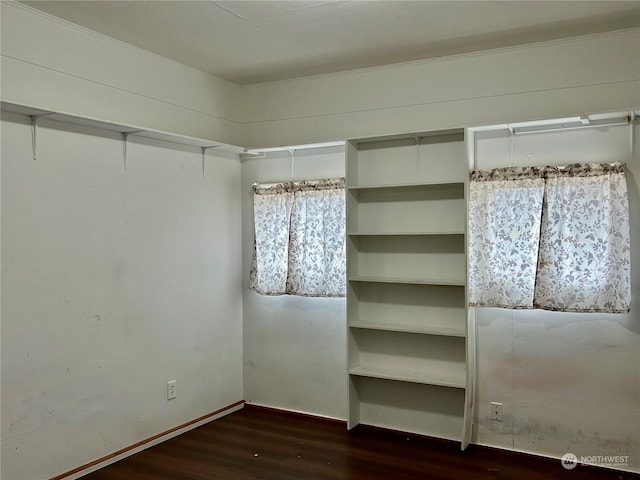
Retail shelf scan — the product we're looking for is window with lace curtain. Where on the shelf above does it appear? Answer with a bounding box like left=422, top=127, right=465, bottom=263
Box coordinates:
left=468, top=162, right=631, bottom=313
left=249, top=178, right=346, bottom=297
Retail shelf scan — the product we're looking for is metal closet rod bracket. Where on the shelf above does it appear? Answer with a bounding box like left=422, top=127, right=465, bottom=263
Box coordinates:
left=629, top=113, right=636, bottom=159
left=284, top=148, right=296, bottom=178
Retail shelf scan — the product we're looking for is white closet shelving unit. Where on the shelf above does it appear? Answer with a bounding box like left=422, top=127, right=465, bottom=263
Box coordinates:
left=346, top=129, right=475, bottom=449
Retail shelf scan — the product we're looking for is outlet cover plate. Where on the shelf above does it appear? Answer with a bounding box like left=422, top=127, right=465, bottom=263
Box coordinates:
left=491, top=402, right=503, bottom=422
left=167, top=380, right=177, bottom=400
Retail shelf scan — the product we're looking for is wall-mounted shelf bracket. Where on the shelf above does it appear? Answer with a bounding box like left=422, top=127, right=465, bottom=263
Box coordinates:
left=201, top=146, right=219, bottom=179
left=122, top=130, right=144, bottom=170
left=30, top=113, right=54, bottom=160
left=411, top=135, right=422, bottom=167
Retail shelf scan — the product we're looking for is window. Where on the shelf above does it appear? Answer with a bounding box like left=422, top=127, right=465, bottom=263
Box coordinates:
left=469, top=163, right=630, bottom=313
left=249, top=178, right=346, bottom=297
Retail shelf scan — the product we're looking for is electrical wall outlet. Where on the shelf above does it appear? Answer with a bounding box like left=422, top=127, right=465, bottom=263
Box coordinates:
left=167, top=380, right=177, bottom=400
left=491, top=402, right=503, bottom=422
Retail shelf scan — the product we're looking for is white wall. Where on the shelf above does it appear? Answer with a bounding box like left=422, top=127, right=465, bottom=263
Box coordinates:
left=0, top=2, right=242, bottom=144
left=241, top=29, right=640, bottom=147
left=472, top=121, right=640, bottom=472
left=0, top=112, right=243, bottom=480
left=241, top=148, right=347, bottom=419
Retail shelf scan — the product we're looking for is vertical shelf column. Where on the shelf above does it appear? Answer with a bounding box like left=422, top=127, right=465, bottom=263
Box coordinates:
left=345, top=129, right=474, bottom=448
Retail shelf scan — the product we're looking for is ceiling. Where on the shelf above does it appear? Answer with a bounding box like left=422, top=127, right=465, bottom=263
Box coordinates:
left=22, top=0, right=640, bottom=85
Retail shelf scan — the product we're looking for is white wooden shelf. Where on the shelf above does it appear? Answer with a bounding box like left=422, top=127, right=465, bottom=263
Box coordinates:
left=349, top=320, right=466, bottom=337
left=1, top=101, right=245, bottom=153
left=349, top=328, right=466, bottom=391
left=347, top=185, right=465, bottom=234
left=348, top=275, right=465, bottom=286
left=348, top=282, right=467, bottom=337
left=351, top=376, right=466, bottom=441
left=347, top=180, right=464, bottom=191
left=348, top=231, right=465, bottom=236
left=347, top=130, right=466, bottom=187
left=349, top=366, right=466, bottom=389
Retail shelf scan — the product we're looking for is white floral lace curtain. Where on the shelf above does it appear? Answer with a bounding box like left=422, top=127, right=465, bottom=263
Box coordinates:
left=468, top=168, right=545, bottom=309
left=249, top=178, right=346, bottom=297
left=469, top=163, right=631, bottom=313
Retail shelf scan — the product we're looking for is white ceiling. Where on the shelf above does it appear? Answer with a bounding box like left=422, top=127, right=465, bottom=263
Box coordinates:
left=22, top=0, right=640, bottom=85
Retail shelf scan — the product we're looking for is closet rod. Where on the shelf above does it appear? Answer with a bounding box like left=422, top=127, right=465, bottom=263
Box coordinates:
left=244, top=141, right=345, bottom=155
left=510, top=115, right=630, bottom=135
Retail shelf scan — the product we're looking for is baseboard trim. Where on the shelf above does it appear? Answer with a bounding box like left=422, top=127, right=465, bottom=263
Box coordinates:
left=471, top=441, right=639, bottom=476
left=245, top=402, right=347, bottom=425
left=50, top=400, right=245, bottom=480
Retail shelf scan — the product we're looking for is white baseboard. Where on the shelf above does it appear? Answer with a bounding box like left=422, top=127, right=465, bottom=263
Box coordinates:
left=52, top=400, right=245, bottom=480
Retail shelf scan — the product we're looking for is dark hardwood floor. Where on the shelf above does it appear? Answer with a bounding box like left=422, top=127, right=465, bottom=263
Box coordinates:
left=83, top=405, right=638, bottom=480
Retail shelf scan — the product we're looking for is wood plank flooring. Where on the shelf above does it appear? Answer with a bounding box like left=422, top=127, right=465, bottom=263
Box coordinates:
left=83, top=405, right=638, bottom=480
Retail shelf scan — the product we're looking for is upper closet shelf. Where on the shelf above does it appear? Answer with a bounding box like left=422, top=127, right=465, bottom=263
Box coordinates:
left=348, top=129, right=464, bottom=145
left=0, top=101, right=246, bottom=154
left=347, top=180, right=463, bottom=190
